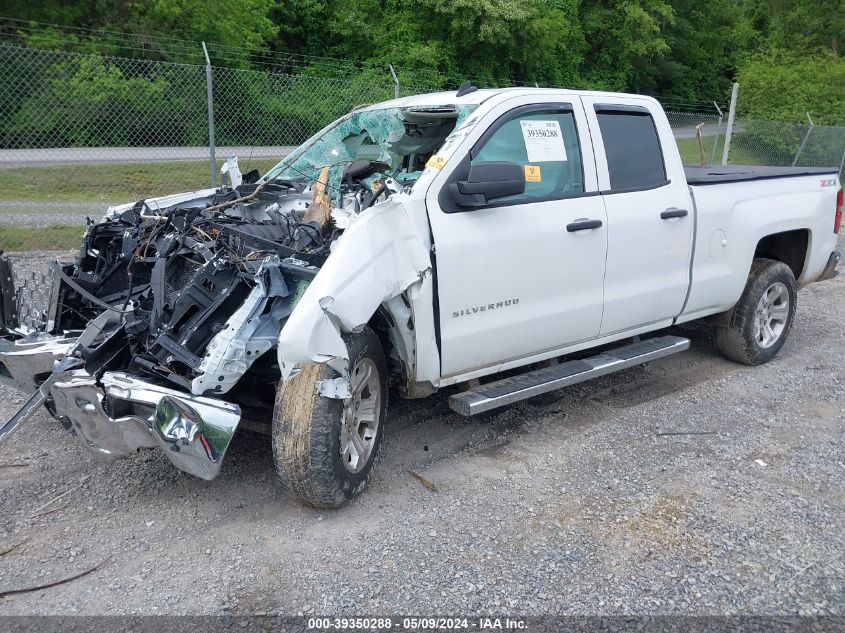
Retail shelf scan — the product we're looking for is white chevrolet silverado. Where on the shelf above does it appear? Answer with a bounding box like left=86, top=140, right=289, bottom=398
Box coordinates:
left=0, top=86, right=841, bottom=507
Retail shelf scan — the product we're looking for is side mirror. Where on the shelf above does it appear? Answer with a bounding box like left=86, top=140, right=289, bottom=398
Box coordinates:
left=449, top=161, right=525, bottom=207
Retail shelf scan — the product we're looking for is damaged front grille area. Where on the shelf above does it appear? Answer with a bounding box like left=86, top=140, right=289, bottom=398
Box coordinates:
left=163, top=257, right=201, bottom=307
left=34, top=179, right=340, bottom=398
left=5, top=264, right=55, bottom=332
left=0, top=100, right=477, bottom=485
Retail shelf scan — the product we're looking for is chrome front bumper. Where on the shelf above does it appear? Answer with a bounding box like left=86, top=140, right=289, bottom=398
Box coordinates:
left=0, top=336, right=241, bottom=481
left=0, top=332, right=78, bottom=392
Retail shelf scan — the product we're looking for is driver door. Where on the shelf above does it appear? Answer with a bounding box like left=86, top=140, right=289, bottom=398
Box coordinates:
left=425, top=96, right=608, bottom=378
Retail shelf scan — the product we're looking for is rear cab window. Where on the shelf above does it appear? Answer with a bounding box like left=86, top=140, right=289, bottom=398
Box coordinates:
left=595, top=105, right=667, bottom=191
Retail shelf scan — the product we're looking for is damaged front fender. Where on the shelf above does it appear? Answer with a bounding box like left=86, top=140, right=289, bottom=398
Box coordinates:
left=277, top=196, right=430, bottom=380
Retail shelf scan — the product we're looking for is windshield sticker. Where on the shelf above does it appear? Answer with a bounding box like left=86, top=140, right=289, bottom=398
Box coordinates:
left=520, top=120, right=567, bottom=162
left=524, top=165, right=541, bottom=182
left=426, top=154, right=448, bottom=170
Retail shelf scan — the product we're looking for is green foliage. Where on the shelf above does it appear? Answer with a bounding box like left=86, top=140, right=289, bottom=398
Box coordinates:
left=1, top=50, right=207, bottom=148
left=580, top=0, right=674, bottom=91
left=0, top=160, right=277, bottom=204
left=126, top=0, right=279, bottom=53
left=3, top=0, right=841, bottom=132
left=743, top=0, right=844, bottom=56
left=640, top=0, right=752, bottom=101
left=737, top=50, right=845, bottom=124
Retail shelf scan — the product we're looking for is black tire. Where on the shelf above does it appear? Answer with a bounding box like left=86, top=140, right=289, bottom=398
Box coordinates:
left=272, top=327, right=387, bottom=508
left=715, top=258, right=797, bottom=365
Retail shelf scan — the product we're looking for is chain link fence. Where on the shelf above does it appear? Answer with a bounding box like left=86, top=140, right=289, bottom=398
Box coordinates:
left=0, top=42, right=843, bottom=267
left=0, top=43, right=444, bottom=325
left=729, top=117, right=845, bottom=170
left=664, top=108, right=724, bottom=167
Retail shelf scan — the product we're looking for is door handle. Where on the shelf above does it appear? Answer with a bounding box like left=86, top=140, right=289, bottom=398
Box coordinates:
left=660, top=208, right=688, bottom=220
left=566, top=218, right=603, bottom=232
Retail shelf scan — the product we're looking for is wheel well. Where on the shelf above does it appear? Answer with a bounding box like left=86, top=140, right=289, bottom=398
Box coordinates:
left=367, top=308, right=394, bottom=368
left=754, top=229, right=808, bottom=280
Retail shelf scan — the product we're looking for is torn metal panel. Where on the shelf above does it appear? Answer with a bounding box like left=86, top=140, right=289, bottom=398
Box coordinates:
left=0, top=253, right=18, bottom=333
left=220, top=156, right=243, bottom=188
left=0, top=310, right=118, bottom=444
left=192, top=256, right=292, bottom=396
left=103, top=187, right=218, bottom=221
left=49, top=369, right=241, bottom=480
left=0, top=332, right=77, bottom=392
left=315, top=376, right=353, bottom=399
left=1, top=97, right=476, bottom=481
left=277, top=195, right=431, bottom=378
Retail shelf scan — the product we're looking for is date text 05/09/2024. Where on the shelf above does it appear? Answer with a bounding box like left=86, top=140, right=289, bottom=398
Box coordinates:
left=307, top=617, right=527, bottom=630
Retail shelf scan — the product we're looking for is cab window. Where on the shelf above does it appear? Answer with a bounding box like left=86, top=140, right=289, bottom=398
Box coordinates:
left=595, top=108, right=666, bottom=190
left=471, top=108, right=584, bottom=204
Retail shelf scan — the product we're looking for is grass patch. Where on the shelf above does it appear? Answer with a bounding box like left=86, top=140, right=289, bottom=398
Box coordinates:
left=675, top=135, right=760, bottom=166
left=0, top=159, right=279, bottom=204
left=1, top=225, right=85, bottom=251
left=0, top=141, right=775, bottom=210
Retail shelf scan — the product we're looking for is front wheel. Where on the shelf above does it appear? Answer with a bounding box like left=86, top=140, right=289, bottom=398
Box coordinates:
left=715, top=258, right=797, bottom=365
left=272, top=327, right=387, bottom=508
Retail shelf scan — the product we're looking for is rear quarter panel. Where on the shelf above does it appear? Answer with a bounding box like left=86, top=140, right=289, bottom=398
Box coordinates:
left=678, top=175, right=839, bottom=322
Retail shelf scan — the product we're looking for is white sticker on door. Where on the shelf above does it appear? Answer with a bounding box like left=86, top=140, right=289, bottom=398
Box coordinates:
left=519, top=120, right=567, bottom=162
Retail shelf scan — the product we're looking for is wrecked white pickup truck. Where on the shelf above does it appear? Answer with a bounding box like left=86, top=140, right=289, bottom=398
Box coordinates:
left=1, top=86, right=842, bottom=507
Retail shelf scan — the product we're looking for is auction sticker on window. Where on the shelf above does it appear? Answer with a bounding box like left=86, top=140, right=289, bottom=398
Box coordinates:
left=524, top=165, right=541, bottom=182
left=520, top=120, right=567, bottom=162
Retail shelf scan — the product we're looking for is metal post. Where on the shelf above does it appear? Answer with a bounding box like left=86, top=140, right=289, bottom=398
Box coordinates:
left=721, top=82, right=739, bottom=166
left=388, top=64, right=399, bottom=99
left=792, top=112, right=814, bottom=167
left=710, top=101, right=724, bottom=167
left=839, top=144, right=845, bottom=176
left=202, top=42, right=217, bottom=188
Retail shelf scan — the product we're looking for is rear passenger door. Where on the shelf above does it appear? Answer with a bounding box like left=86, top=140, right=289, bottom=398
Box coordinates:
left=582, top=98, right=695, bottom=336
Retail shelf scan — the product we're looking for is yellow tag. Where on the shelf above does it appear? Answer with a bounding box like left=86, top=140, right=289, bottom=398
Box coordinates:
left=426, top=154, right=448, bottom=170
left=524, top=165, right=541, bottom=182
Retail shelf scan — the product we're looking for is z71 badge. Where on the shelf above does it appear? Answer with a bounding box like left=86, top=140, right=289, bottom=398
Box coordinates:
left=821, top=178, right=838, bottom=187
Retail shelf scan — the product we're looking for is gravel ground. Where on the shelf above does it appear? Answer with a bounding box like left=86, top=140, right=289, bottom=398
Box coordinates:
left=0, top=243, right=843, bottom=617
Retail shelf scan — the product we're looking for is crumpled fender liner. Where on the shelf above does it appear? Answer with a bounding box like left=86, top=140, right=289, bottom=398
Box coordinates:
left=277, top=196, right=431, bottom=384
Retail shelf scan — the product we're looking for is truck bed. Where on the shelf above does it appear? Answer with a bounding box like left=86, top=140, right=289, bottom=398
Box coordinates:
left=684, top=165, right=838, bottom=185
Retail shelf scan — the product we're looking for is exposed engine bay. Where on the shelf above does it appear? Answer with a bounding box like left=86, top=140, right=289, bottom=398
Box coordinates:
left=0, top=102, right=476, bottom=479
left=3, top=104, right=473, bottom=407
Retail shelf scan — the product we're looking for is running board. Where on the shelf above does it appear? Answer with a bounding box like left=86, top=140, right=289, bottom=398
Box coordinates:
left=448, top=335, right=690, bottom=417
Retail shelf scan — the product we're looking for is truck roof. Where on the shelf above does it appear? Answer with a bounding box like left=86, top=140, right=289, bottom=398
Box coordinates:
left=361, top=86, right=660, bottom=111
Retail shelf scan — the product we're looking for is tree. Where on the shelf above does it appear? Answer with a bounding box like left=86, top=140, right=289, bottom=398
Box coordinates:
left=737, top=49, right=845, bottom=124
left=578, top=0, right=675, bottom=91
left=639, top=0, right=752, bottom=102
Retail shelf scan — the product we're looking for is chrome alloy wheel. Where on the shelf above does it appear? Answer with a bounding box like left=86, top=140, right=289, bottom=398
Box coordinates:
left=754, top=281, right=790, bottom=348
left=340, top=357, right=382, bottom=474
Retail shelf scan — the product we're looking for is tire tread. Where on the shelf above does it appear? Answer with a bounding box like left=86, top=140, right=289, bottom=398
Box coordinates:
left=272, top=328, right=386, bottom=508
left=715, top=258, right=796, bottom=366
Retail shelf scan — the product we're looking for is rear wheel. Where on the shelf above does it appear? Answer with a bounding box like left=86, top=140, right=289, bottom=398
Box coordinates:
left=272, top=327, right=387, bottom=508
left=715, top=258, right=797, bottom=365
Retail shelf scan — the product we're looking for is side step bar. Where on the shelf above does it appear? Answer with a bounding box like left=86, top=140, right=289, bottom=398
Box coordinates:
left=448, top=335, right=690, bottom=417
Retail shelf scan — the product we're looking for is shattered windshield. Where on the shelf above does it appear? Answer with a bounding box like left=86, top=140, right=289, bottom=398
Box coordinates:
left=263, top=105, right=477, bottom=202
